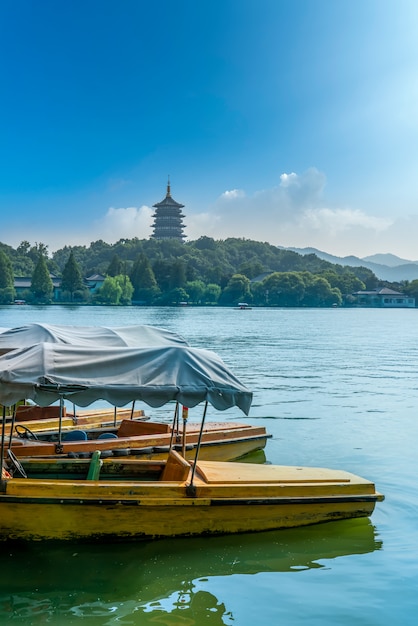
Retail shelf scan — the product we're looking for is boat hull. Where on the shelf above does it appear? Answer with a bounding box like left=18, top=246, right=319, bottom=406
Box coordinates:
left=0, top=459, right=384, bottom=542
left=0, top=498, right=379, bottom=542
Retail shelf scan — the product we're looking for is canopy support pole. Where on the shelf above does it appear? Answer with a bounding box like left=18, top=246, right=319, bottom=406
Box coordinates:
left=72, top=403, right=77, bottom=425
left=187, top=401, right=208, bottom=494
left=130, top=401, right=135, bottom=420
left=169, top=402, right=179, bottom=450
left=1, top=405, right=7, bottom=491
left=54, top=396, right=65, bottom=454
left=7, top=404, right=17, bottom=450
left=181, top=406, right=189, bottom=458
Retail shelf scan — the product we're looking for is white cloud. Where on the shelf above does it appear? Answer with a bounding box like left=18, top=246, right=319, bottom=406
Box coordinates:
left=301, top=207, right=392, bottom=235
left=94, top=205, right=153, bottom=242
left=184, top=168, right=406, bottom=258
left=279, top=172, right=298, bottom=187
left=220, top=189, right=246, bottom=200
left=185, top=212, right=222, bottom=240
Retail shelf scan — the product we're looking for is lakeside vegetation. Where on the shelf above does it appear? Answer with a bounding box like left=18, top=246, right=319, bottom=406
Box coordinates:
left=1, top=237, right=416, bottom=306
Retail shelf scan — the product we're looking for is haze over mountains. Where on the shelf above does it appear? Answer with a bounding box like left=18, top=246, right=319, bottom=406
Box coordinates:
left=286, top=248, right=418, bottom=283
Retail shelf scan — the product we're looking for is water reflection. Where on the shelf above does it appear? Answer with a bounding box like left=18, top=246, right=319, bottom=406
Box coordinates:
left=0, top=519, right=382, bottom=624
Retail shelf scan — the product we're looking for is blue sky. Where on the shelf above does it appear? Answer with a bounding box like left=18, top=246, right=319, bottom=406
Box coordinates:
left=1, top=0, right=418, bottom=259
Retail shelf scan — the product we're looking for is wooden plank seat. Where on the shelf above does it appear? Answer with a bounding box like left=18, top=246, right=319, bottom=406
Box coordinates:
left=160, top=449, right=191, bottom=482
left=116, top=419, right=171, bottom=437
left=15, top=405, right=67, bottom=420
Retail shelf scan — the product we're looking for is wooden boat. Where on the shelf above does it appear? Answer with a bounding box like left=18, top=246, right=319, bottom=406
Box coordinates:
left=8, top=418, right=270, bottom=462
left=0, top=449, right=383, bottom=542
left=0, top=342, right=383, bottom=542
left=4, top=402, right=270, bottom=463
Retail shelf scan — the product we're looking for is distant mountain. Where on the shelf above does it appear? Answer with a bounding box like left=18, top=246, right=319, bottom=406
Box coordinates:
left=362, top=253, right=418, bottom=267
left=285, top=247, right=418, bottom=282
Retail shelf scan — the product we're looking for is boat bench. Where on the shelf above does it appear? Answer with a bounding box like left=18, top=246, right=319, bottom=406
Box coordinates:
left=15, top=405, right=67, bottom=421
left=160, top=449, right=191, bottom=481
left=116, top=419, right=171, bottom=438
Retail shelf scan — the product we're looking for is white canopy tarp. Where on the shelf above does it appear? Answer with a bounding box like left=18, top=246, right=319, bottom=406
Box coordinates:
left=0, top=343, right=252, bottom=414
left=0, top=323, right=188, bottom=355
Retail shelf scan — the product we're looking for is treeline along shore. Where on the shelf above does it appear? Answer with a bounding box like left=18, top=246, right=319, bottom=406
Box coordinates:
left=1, top=236, right=417, bottom=307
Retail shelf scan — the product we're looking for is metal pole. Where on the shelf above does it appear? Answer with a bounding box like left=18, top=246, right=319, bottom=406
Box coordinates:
left=55, top=396, right=65, bottom=454
left=169, top=403, right=179, bottom=450
left=181, top=406, right=188, bottom=458
left=1, top=405, right=7, bottom=491
left=188, top=401, right=208, bottom=488
left=7, top=404, right=17, bottom=450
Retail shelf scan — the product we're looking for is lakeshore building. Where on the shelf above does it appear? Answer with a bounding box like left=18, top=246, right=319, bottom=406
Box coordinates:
left=352, top=288, right=415, bottom=308
left=13, top=274, right=106, bottom=302
left=151, top=179, right=186, bottom=241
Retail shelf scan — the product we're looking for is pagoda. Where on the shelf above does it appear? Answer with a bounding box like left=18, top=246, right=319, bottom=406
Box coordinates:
left=151, top=179, right=186, bottom=241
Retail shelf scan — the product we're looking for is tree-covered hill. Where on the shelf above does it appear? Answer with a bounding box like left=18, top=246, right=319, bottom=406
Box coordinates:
left=0, top=236, right=395, bottom=306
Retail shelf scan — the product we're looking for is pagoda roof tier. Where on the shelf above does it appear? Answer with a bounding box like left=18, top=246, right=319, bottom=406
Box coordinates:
left=153, top=179, right=184, bottom=209
left=153, top=195, right=184, bottom=209
left=152, top=210, right=186, bottom=218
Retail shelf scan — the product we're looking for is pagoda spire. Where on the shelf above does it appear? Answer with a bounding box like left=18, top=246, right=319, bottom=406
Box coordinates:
left=166, top=175, right=171, bottom=197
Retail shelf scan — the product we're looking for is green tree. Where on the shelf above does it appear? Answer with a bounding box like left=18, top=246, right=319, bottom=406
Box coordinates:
left=185, top=280, right=205, bottom=304
left=157, top=287, right=189, bottom=305
left=219, top=274, right=252, bottom=305
left=106, top=254, right=123, bottom=277
left=261, top=272, right=305, bottom=306
left=31, top=254, right=53, bottom=303
left=319, top=269, right=365, bottom=295
left=61, top=250, right=84, bottom=302
left=114, top=274, right=134, bottom=305
left=152, top=259, right=172, bottom=292
left=28, top=242, right=49, bottom=264
left=169, top=259, right=187, bottom=289
left=238, top=259, right=265, bottom=280
left=94, top=276, right=123, bottom=305
left=16, top=241, right=31, bottom=256
left=0, top=249, right=15, bottom=303
left=302, top=275, right=341, bottom=307
left=12, top=255, right=35, bottom=277
left=194, top=236, right=216, bottom=251
left=203, top=283, right=221, bottom=304
left=403, top=280, right=418, bottom=306
left=130, top=253, right=160, bottom=304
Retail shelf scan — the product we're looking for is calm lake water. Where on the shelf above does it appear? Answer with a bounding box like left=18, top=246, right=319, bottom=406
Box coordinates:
left=0, top=305, right=417, bottom=625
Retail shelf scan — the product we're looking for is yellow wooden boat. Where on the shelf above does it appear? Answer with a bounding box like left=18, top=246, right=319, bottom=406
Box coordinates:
left=0, top=449, right=383, bottom=542
left=0, top=342, right=383, bottom=542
